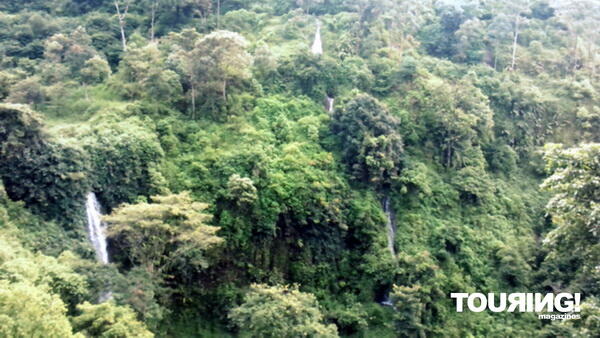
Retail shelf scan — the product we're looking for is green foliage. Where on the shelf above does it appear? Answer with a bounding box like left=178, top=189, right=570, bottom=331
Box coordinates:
left=323, top=298, right=369, bottom=335
left=451, top=165, right=494, bottom=203
left=1, top=254, right=88, bottom=314
left=542, top=143, right=600, bottom=236
left=6, top=76, right=47, bottom=106
left=106, top=192, right=223, bottom=273
left=540, top=143, right=600, bottom=294
left=0, top=230, right=130, bottom=337
left=278, top=51, right=345, bottom=99
left=80, top=55, right=111, bottom=85
left=116, top=266, right=168, bottom=327
left=0, top=1, right=598, bottom=336
left=391, top=285, right=426, bottom=337
left=331, top=93, right=403, bottom=188
left=72, top=301, right=154, bottom=338
left=486, top=143, right=518, bottom=175
left=80, top=115, right=165, bottom=208
left=0, top=281, right=76, bottom=337
left=193, top=30, right=252, bottom=113
left=406, top=74, right=494, bottom=168
left=226, top=174, right=258, bottom=206
left=229, top=284, right=339, bottom=338
left=539, top=297, right=600, bottom=337
left=0, top=71, right=15, bottom=100
left=111, top=44, right=182, bottom=103
left=43, top=27, right=97, bottom=75
left=0, top=233, right=89, bottom=311
left=0, top=104, right=89, bottom=221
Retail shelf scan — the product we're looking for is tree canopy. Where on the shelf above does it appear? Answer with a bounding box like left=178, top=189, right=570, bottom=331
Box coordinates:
left=0, top=0, right=598, bottom=336
left=229, top=284, right=339, bottom=338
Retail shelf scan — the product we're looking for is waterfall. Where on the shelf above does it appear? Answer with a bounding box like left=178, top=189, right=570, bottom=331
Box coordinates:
left=325, top=96, right=334, bottom=113
left=382, top=195, right=396, bottom=257
left=380, top=293, right=394, bottom=307
left=311, top=22, right=323, bottom=55
left=379, top=195, right=397, bottom=308
left=85, top=192, right=109, bottom=264
left=86, top=192, right=113, bottom=302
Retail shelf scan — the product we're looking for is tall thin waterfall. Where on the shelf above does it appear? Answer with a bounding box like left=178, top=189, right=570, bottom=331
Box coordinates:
left=85, top=192, right=109, bottom=264
left=325, top=96, right=334, bottom=113
left=379, top=195, right=396, bottom=307
left=382, top=196, right=396, bottom=257
left=311, top=22, right=323, bottom=55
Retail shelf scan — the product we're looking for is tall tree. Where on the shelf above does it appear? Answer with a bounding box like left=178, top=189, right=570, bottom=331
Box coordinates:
left=555, top=0, right=600, bottom=76
left=149, top=0, right=159, bottom=41
left=385, top=0, right=434, bottom=45
left=166, top=28, right=202, bottom=117
left=486, top=0, right=532, bottom=71
left=105, top=192, right=223, bottom=275
left=542, top=143, right=600, bottom=236
left=112, top=43, right=182, bottom=102
left=331, top=93, right=403, bottom=188
left=411, top=76, right=494, bottom=168
left=72, top=302, right=153, bottom=337
left=189, top=30, right=252, bottom=110
left=114, top=0, right=132, bottom=51
left=229, top=284, right=339, bottom=338
left=0, top=282, right=75, bottom=337
left=541, top=143, right=600, bottom=295
left=391, top=285, right=426, bottom=337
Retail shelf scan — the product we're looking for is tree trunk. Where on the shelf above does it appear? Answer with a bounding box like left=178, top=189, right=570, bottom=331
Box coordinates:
left=115, top=1, right=130, bottom=51
left=217, top=0, right=221, bottom=28
left=590, top=45, right=596, bottom=78
left=119, top=21, right=127, bottom=51
left=191, top=81, right=196, bottom=119
left=510, top=16, right=520, bottom=71
left=571, top=34, right=579, bottom=75
left=150, top=0, right=158, bottom=42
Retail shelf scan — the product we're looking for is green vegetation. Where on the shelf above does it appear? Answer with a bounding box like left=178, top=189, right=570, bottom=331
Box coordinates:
left=0, top=0, right=598, bottom=336
left=105, top=192, right=223, bottom=275
left=229, top=284, right=338, bottom=337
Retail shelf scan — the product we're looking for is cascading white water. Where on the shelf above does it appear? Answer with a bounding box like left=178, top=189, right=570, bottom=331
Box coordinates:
left=311, top=22, right=323, bottom=55
left=379, top=195, right=397, bottom=307
left=86, top=192, right=113, bottom=301
left=85, top=192, right=109, bottom=264
left=380, top=294, right=394, bottom=307
left=382, top=196, right=396, bottom=257
left=326, top=97, right=334, bottom=113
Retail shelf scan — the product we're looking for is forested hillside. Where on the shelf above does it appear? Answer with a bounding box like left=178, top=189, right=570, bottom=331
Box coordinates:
left=0, top=0, right=599, bottom=336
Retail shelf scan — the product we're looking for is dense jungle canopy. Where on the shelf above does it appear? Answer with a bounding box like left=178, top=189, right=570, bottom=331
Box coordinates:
left=0, top=0, right=599, bottom=336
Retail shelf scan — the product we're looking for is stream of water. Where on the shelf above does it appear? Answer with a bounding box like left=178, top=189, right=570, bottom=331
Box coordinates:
left=382, top=195, right=396, bottom=257
left=85, top=192, right=109, bottom=264
left=311, top=22, right=323, bottom=55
